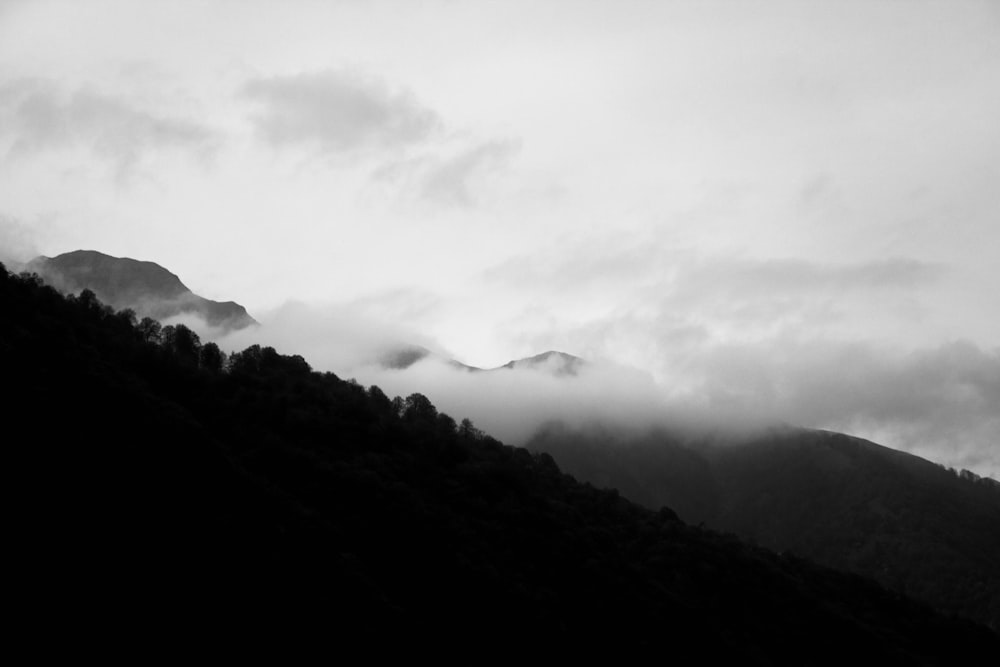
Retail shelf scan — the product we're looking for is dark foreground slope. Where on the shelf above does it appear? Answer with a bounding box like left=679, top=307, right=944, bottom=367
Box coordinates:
left=528, top=423, right=1000, bottom=631
left=3, top=266, right=996, bottom=661
left=28, top=249, right=256, bottom=330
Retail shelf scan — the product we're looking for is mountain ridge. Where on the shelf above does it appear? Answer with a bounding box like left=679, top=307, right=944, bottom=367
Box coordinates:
left=526, top=421, right=1000, bottom=630
left=17, top=249, right=998, bottom=632
left=378, top=345, right=585, bottom=375
left=3, top=262, right=996, bottom=658
left=27, top=249, right=256, bottom=331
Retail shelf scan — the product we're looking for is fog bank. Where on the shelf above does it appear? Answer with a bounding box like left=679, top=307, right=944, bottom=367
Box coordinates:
left=205, top=299, right=998, bottom=479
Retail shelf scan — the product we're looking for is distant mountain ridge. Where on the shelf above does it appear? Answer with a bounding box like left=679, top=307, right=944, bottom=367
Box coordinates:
left=527, top=422, right=1000, bottom=630
left=28, top=250, right=256, bottom=331
left=378, top=346, right=585, bottom=376
left=499, top=350, right=585, bottom=376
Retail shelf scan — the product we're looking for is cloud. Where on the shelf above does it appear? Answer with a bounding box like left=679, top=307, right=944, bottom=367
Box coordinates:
left=352, top=354, right=673, bottom=446
left=0, top=214, right=40, bottom=268
left=503, top=297, right=999, bottom=477
left=488, top=237, right=943, bottom=296
left=674, top=338, right=1000, bottom=477
left=369, top=332, right=1000, bottom=479
left=257, top=304, right=999, bottom=479
left=418, top=139, right=520, bottom=206
left=183, top=270, right=998, bottom=478
left=372, top=138, right=520, bottom=207
left=241, top=69, right=442, bottom=157
left=198, top=292, right=674, bottom=447
left=678, top=257, right=944, bottom=296
left=242, top=69, right=521, bottom=205
left=661, top=256, right=945, bottom=333
left=0, top=0, right=29, bottom=21
left=480, top=236, right=947, bottom=352
left=481, top=234, right=675, bottom=294
left=0, top=79, right=217, bottom=178
left=466, top=240, right=996, bottom=476
left=213, top=297, right=444, bottom=377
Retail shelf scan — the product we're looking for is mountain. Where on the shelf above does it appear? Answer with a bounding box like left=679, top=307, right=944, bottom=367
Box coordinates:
left=377, top=345, right=583, bottom=376
left=527, top=422, right=1000, bottom=631
left=27, top=249, right=256, bottom=331
left=376, top=343, right=434, bottom=369
left=499, top=350, right=585, bottom=376
left=376, top=343, right=482, bottom=372
left=3, top=263, right=996, bottom=659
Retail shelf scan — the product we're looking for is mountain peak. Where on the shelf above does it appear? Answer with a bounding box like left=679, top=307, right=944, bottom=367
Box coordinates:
left=500, top=350, right=584, bottom=376
left=374, top=346, right=585, bottom=376
left=33, top=249, right=189, bottom=298
left=28, top=249, right=256, bottom=331
left=378, top=344, right=433, bottom=370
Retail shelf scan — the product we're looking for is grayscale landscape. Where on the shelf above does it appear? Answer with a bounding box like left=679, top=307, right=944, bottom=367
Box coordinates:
left=2, top=1, right=997, bottom=659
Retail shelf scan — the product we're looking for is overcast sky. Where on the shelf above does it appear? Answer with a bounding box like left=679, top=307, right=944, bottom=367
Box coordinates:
left=1, top=0, right=998, bottom=477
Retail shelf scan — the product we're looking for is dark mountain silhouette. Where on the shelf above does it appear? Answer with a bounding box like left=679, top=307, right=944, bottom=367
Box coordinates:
left=527, top=422, right=1000, bottom=631
left=3, top=261, right=997, bottom=659
left=28, top=249, right=256, bottom=331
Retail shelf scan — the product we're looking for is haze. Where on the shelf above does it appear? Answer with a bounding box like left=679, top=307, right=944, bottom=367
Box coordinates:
left=1, top=0, right=997, bottom=477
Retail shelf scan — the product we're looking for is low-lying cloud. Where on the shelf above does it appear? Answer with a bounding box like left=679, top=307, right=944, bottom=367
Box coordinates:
left=197, top=292, right=998, bottom=479
left=669, top=337, right=1000, bottom=477
left=214, top=298, right=443, bottom=375
left=204, top=298, right=685, bottom=445
left=0, top=214, right=39, bottom=268
left=355, top=356, right=674, bottom=445
left=139, top=240, right=998, bottom=480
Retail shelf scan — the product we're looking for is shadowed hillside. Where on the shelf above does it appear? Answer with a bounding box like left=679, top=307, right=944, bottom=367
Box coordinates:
left=528, top=422, right=1000, bottom=631
left=3, top=263, right=996, bottom=659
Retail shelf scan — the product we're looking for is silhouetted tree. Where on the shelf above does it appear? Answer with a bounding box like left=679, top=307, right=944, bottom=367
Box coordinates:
left=200, top=341, right=225, bottom=373
left=436, top=412, right=457, bottom=436
left=76, top=288, right=101, bottom=312
left=137, top=317, right=162, bottom=344
left=459, top=418, right=484, bottom=441
left=161, top=324, right=201, bottom=366
left=17, top=271, right=43, bottom=288
left=367, top=385, right=393, bottom=414
left=115, top=308, right=138, bottom=329
left=229, top=343, right=263, bottom=374
left=403, top=393, right=437, bottom=423
left=390, top=395, right=405, bottom=418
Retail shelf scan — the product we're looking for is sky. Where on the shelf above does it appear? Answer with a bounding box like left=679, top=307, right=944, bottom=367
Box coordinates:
left=1, top=0, right=998, bottom=477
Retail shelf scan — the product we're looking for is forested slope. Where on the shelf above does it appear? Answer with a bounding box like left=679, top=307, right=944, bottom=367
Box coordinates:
left=528, top=422, right=1000, bottom=630
left=3, top=264, right=995, bottom=661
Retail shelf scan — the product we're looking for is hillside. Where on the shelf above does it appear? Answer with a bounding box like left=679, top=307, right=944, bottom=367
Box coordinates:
left=527, top=422, right=1000, bottom=630
left=3, top=263, right=997, bottom=659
